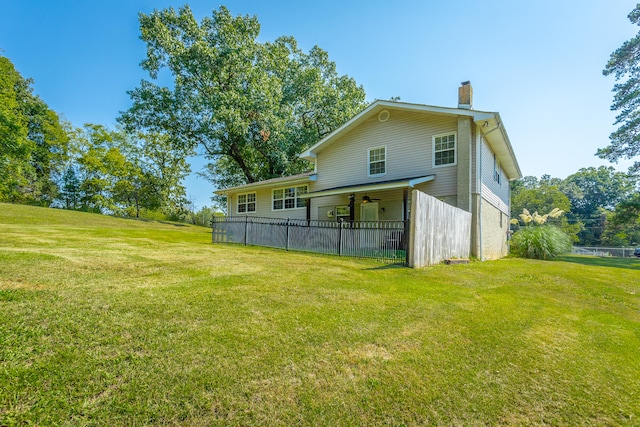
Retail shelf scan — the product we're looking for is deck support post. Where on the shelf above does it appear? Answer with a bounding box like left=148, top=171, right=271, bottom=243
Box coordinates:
left=243, top=215, right=248, bottom=245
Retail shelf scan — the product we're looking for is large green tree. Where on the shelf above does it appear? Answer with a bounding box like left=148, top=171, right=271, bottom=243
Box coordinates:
left=601, top=4, right=640, bottom=173
left=601, top=192, right=640, bottom=246
left=511, top=175, right=572, bottom=217
left=0, top=56, right=30, bottom=200
left=512, top=170, right=639, bottom=245
left=0, top=55, right=69, bottom=204
left=136, top=132, right=192, bottom=218
left=114, top=132, right=192, bottom=219
left=68, top=124, right=191, bottom=218
left=119, top=5, right=366, bottom=189
left=70, top=124, right=123, bottom=213
left=563, top=166, right=636, bottom=215
left=16, top=80, right=70, bottom=205
left=563, top=167, right=636, bottom=245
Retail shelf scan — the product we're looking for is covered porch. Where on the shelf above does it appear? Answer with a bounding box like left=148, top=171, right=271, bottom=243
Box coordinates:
left=300, top=174, right=436, bottom=223
left=212, top=187, right=472, bottom=267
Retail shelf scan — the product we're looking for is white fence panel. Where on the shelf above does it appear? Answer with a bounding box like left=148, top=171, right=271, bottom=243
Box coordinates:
left=409, top=190, right=471, bottom=267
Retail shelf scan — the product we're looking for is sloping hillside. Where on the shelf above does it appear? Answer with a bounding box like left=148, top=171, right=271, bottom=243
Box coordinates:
left=1, top=203, right=639, bottom=426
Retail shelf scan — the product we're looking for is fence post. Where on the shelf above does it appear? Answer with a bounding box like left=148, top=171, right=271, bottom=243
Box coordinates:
left=211, top=217, right=215, bottom=243
left=244, top=215, right=248, bottom=246
left=338, top=218, right=343, bottom=256
left=286, top=217, right=290, bottom=251
left=404, top=218, right=410, bottom=266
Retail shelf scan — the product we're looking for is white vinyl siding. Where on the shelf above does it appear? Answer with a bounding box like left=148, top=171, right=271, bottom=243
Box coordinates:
left=368, top=146, right=386, bottom=176
left=236, top=192, right=256, bottom=214
left=315, top=111, right=459, bottom=198
left=480, top=137, right=509, bottom=213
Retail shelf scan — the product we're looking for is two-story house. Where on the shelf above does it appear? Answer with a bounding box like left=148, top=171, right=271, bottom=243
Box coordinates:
left=215, top=82, right=521, bottom=260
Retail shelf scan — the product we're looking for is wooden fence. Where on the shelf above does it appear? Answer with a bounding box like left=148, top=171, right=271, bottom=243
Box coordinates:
left=408, top=190, right=471, bottom=267
left=212, top=216, right=407, bottom=263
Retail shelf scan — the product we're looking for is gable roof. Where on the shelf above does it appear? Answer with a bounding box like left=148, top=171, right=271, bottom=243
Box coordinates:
left=299, top=100, right=522, bottom=180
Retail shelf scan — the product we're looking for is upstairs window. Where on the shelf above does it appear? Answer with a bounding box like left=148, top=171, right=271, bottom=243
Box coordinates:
left=433, top=133, right=456, bottom=167
left=272, top=185, right=308, bottom=210
left=368, top=146, right=386, bottom=176
left=494, top=154, right=502, bottom=185
left=237, top=192, right=256, bottom=213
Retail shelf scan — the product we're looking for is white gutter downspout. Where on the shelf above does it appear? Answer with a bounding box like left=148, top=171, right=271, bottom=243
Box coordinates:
left=478, top=136, right=484, bottom=261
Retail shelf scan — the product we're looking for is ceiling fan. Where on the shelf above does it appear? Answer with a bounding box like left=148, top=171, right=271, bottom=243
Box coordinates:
left=362, top=195, right=381, bottom=204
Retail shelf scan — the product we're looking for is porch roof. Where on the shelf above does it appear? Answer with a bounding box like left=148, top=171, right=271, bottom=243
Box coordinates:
left=214, top=171, right=317, bottom=195
left=299, top=174, right=435, bottom=199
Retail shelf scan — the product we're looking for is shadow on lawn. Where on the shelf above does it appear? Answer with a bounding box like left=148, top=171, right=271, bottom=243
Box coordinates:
left=363, top=264, right=408, bottom=271
left=559, top=254, right=640, bottom=271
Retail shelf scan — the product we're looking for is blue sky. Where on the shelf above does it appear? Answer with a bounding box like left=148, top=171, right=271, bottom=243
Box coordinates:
left=1, top=1, right=638, bottom=208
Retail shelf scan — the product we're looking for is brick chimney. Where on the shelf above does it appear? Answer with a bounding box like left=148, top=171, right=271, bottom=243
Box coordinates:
left=458, top=81, right=473, bottom=109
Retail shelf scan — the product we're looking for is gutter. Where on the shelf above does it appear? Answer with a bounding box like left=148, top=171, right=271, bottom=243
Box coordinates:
left=299, top=175, right=435, bottom=199
left=214, top=173, right=317, bottom=196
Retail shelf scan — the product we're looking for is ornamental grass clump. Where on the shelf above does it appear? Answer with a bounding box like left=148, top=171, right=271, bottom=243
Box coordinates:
left=510, top=208, right=572, bottom=260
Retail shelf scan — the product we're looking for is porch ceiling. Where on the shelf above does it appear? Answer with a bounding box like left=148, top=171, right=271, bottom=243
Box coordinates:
left=299, top=175, right=435, bottom=199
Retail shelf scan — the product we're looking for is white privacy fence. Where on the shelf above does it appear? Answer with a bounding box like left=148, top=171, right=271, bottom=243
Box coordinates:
left=408, top=191, right=472, bottom=267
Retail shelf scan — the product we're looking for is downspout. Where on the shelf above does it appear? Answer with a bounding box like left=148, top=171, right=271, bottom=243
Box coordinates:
left=507, top=181, right=512, bottom=255
left=403, top=188, right=410, bottom=267
left=478, top=138, right=484, bottom=261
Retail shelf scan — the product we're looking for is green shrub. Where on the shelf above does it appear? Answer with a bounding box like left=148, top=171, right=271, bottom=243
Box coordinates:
left=510, top=225, right=572, bottom=260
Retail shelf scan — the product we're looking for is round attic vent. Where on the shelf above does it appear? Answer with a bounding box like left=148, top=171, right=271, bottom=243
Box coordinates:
left=378, top=110, right=390, bottom=122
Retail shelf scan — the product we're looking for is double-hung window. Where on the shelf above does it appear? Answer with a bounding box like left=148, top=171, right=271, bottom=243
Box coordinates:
left=368, top=146, right=386, bottom=176
left=493, top=154, right=502, bottom=185
left=272, top=185, right=308, bottom=211
left=237, top=192, right=256, bottom=214
left=433, top=133, right=456, bottom=167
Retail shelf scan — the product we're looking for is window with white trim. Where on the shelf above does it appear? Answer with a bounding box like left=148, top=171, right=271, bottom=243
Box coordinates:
left=335, top=206, right=350, bottom=221
left=433, top=133, right=456, bottom=167
left=368, top=146, right=386, bottom=176
left=237, top=192, right=256, bottom=213
left=272, top=185, right=308, bottom=210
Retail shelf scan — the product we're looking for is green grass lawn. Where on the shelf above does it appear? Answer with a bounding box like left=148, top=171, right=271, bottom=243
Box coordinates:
left=1, top=203, right=639, bottom=426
